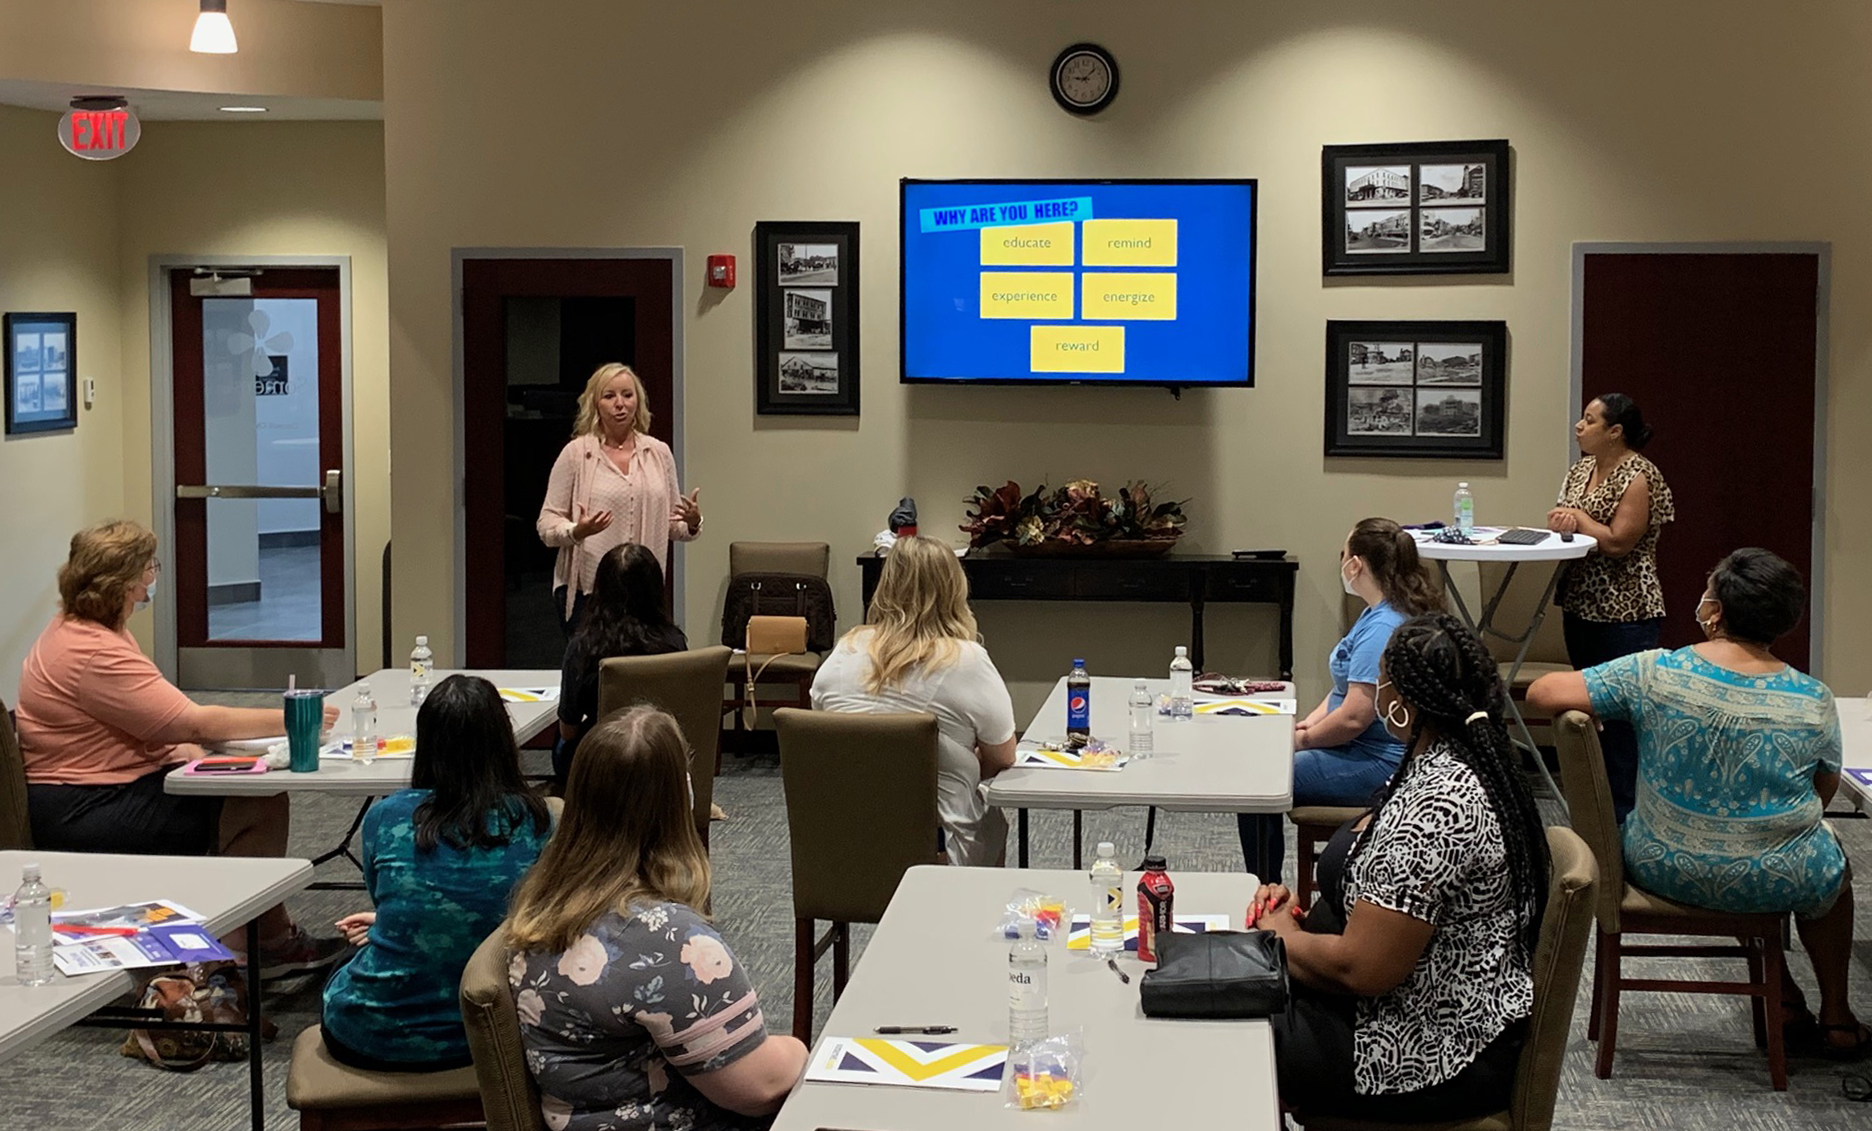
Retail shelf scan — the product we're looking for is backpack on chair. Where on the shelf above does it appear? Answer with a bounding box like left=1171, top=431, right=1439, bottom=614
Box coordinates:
left=720, top=573, right=836, bottom=653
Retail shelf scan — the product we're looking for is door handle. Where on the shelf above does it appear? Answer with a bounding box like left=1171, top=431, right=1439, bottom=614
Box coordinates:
left=322, top=469, right=342, bottom=514
left=176, top=484, right=322, bottom=500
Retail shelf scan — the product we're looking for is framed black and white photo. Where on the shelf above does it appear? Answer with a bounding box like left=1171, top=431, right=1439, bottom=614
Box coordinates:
left=1325, top=320, right=1506, bottom=459
left=5, top=312, right=78, bottom=435
left=1322, top=140, right=1510, bottom=276
left=755, top=221, right=859, bottom=415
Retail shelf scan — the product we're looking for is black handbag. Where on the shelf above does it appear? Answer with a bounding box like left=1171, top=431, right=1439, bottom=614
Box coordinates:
left=1138, top=930, right=1289, bottom=1019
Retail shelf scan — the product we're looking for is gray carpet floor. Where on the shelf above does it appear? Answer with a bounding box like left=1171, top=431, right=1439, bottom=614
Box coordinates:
left=4, top=729, right=1869, bottom=1129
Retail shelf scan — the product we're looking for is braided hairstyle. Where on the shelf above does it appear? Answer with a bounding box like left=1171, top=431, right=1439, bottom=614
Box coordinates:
left=1360, top=612, right=1549, bottom=957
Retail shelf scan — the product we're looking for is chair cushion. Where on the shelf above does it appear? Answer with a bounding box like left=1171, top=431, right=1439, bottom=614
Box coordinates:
left=740, top=652, right=822, bottom=680
left=1619, top=883, right=1784, bottom=926
left=1289, top=805, right=1366, bottom=830
left=1303, top=1113, right=1511, bottom=1131
left=285, top=1025, right=482, bottom=1110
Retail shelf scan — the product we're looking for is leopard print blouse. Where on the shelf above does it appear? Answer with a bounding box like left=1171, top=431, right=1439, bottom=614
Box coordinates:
left=1554, top=454, right=1674, bottom=622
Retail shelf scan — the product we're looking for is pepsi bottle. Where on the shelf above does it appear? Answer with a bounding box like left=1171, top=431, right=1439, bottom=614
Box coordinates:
left=1066, top=658, right=1092, bottom=739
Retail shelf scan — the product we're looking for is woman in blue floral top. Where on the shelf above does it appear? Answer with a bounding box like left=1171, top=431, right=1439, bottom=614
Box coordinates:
left=1532, top=548, right=1864, bottom=1058
left=320, top=675, right=553, bottom=1070
left=506, top=707, right=807, bottom=1130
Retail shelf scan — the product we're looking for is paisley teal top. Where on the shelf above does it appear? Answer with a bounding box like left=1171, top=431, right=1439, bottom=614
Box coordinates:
left=322, top=789, right=551, bottom=1066
left=1585, top=648, right=1845, bottom=917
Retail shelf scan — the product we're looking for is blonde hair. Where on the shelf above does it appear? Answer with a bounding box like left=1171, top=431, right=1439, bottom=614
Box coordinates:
left=505, top=707, right=709, bottom=954
left=853, top=534, right=979, bottom=695
left=58, top=520, right=157, bottom=631
left=572, top=362, right=653, bottom=439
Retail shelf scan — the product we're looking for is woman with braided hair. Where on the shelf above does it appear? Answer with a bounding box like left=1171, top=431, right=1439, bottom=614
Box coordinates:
left=1254, top=612, right=1549, bottom=1120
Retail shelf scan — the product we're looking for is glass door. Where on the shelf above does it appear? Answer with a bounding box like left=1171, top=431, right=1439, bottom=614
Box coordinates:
left=169, top=267, right=352, bottom=687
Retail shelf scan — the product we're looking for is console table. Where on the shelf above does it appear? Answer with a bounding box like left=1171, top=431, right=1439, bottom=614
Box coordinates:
left=856, top=552, right=1298, bottom=679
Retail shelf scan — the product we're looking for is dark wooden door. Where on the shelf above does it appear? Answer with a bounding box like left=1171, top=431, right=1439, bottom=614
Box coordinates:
left=1579, top=251, right=1819, bottom=666
left=461, top=258, right=675, bottom=668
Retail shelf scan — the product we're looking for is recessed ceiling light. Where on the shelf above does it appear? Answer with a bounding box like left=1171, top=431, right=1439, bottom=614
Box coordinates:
left=219, top=106, right=268, bottom=113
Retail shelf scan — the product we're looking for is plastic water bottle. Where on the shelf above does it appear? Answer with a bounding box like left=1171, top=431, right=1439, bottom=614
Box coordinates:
left=13, top=864, right=55, bottom=986
left=1007, top=916, right=1048, bottom=1046
left=1168, top=646, right=1194, bottom=721
left=1066, top=658, right=1091, bottom=739
left=1454, top=482, right=1475, bottom=536
left=409, top=635, right=433, bottom=706
left=351, top=683, right=378, bottom=765
left=1088, top=843, right=1124, bottom=958
left=1128, top=679, right=1154, bottom=759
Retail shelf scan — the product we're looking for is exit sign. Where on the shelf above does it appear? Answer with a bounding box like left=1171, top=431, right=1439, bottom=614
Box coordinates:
left=58, top=106, right=140, bottom=160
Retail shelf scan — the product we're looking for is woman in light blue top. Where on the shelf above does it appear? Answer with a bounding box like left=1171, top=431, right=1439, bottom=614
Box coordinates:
left=1240, top=518, right=1445, bottom=883
left=1531, top=548, right=1863, bottom=1057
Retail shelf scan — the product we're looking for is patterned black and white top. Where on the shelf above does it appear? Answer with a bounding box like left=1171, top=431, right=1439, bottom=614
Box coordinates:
left=1341, top=740, right=1537, bottom=1095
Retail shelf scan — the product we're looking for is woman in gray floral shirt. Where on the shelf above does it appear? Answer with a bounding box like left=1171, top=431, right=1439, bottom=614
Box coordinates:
left=506, top=708, right=807, bottom=1130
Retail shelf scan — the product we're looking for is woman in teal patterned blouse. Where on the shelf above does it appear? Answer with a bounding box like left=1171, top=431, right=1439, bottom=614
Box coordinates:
left=320, top=675, right=554, bottom=1070
left=1531, top=548, right=1864, bottom=1057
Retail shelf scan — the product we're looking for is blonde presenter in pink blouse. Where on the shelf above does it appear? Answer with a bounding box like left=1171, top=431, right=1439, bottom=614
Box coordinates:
left=537, top=363, right=702, bottom=635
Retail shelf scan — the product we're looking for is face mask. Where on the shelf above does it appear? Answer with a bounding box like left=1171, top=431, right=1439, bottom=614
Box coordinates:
left=135, top=576, right=157, bottom=611
left=1375, top=679, right=1411, bottom=738
left=1694, top=597, right=1718, bottom=637
left=1340, top=558, right=1360, bottom=597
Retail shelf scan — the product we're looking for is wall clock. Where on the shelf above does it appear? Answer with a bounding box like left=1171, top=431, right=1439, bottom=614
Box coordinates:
left=1050, top=43, right=1118, bottom=116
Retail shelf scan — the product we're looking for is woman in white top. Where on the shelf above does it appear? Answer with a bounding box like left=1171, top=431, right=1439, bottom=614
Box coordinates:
left=537, top=363, right=703, bottom=635
left=811, top=535, right=1018, bottom=867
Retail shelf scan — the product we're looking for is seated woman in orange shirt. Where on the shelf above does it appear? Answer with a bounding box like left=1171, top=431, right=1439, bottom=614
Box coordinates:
left=16, top=520, right=344, bottom=976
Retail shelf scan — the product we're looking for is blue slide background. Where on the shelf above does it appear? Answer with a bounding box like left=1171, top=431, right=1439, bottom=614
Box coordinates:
left=901, top=181, right=1255, bottom=384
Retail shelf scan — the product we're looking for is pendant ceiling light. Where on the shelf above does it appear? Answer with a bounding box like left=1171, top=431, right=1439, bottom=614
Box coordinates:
left=190, top=0, right=238, bottom=54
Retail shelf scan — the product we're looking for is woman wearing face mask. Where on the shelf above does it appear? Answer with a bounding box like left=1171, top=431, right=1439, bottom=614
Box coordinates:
left=1529, top=548, right=1864, bottom=1057
left=538, top=363, right=701, bottom=638
left=1238, top=518, right=1444, bottom=883
left=1546, top=393, right=1675, bottom=822
left=16, top=520, right=346, bottom=977
left=1254, top=613, right=1550, bottom=1121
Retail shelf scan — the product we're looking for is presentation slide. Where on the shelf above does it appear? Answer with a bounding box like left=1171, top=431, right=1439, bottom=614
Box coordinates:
left=901, top=180, right=1256, bottom=385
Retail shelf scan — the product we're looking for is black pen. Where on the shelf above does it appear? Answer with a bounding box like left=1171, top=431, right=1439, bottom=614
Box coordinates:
left=873, top=1025, right=956, bottom=1035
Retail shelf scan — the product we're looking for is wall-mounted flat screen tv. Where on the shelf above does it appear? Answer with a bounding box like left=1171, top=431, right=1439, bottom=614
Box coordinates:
left=900, top=178, right=1256, bottom=387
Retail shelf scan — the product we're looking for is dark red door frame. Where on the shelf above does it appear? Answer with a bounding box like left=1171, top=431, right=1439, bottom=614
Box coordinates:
left=1574, top=244, right=1825, bottom=670
left=170, top=267, right=346, bottom=649
left=459, top=257, right=676, bottom=668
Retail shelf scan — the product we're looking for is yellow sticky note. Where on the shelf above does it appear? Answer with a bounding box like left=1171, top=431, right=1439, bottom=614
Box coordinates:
left=979, top=222, right=1074, bottom=266
left=1081, top=273, right=1177, bottom=321
left=1083, top=219, right=1178, bottom=266
left=980, top=272, right=1074, bottom=320
left=1030, top=326, right=1125, bottom=373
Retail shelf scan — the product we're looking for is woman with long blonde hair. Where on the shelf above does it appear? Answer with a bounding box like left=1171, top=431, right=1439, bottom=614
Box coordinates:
left=536, top=362, right=702, bottom=635
left=810, top=535, right=1018, bottom=866
left=507, top=708, right=805, bottom=1128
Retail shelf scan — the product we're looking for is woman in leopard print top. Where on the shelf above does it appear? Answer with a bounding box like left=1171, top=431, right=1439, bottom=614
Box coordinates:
left=1547, top=393, right=1674, bottom=821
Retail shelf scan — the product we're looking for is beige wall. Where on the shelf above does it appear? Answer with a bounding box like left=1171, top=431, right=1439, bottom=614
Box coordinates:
left=384, top=1, right=1872, bottom=716
left=0, top=104, right=124, bottom=705
left=116, top=119, right=391, bottom=669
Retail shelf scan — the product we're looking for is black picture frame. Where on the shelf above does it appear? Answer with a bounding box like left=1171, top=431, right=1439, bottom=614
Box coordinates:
left=4, top=312, right=78, bottom=436
left=754, top=221, right=860, bottom=416
left=1322, top=140, right=1510, bottom=276
left=1325, top=320, right=1507, bottom=459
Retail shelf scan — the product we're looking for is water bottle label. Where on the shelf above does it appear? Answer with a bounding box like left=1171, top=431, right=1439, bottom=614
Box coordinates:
left=1008, top=968, right=1046, bottom=1011
left=1100, top=886, right=1121, bottom=915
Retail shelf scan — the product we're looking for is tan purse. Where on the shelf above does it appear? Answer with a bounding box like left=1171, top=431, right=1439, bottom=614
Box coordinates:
left=743, top=615, right=809, bottom=727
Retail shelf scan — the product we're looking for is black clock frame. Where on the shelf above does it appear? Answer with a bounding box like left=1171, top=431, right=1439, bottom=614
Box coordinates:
left=1050, top=43, right=1119, bottom=116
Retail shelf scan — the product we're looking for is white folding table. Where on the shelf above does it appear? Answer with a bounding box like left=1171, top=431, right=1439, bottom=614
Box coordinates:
left=1416, top=530, right=1595, bottom=808
left=165, top=668, right=559, bottom=883
left=1838, top=697, right=1871, bottom=815
left=0, top=850, right=312, bottom=1130
left=772, top=865, right=1280, bottom=1131
left=988, top=676, right=1294, bottom=867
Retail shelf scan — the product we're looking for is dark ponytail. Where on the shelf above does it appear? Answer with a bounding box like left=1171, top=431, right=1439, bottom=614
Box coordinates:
left=1356, top=613, right=1550, bottom=958
left=1594, top=393, right=1653, bottom=450
left=1347, top=517, right=1446, bottom=617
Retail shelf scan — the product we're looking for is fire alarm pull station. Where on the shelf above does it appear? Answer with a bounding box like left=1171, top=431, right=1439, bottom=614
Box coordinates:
left=706, top=254, right=736, bottom=288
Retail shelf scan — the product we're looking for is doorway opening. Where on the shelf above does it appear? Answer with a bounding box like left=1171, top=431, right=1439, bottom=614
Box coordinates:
left=457, top=253, right=680, bottom=671
left=502, top=296, right=636, bottom=669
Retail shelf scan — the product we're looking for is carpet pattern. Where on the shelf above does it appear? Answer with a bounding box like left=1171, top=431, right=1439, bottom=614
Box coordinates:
left=3, top=730, right=1868, bottom=1129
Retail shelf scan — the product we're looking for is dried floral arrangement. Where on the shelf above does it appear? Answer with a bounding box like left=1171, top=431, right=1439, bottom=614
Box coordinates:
left=960, top=479, right=1187, bottom=553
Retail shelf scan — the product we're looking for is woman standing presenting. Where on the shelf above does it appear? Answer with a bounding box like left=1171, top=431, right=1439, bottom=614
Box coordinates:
left=537, top=363, right=702, bottom=636
left=1546, top=394, right=1674, bottom=822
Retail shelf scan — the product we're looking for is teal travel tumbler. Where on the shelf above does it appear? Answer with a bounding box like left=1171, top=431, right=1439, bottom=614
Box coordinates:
left=283, top=689, right=325, bottom=772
